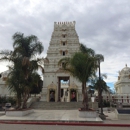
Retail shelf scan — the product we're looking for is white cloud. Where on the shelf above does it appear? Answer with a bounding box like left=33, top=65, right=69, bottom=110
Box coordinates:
left=1, top=0, right=130, bottom=88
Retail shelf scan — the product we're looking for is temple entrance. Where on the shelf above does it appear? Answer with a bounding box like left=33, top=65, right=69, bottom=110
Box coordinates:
left=58, top=77, right=69, bottom=102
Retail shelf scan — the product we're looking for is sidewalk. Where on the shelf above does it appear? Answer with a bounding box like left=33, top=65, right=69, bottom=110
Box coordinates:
left=0, top=110, right=130, bottom=127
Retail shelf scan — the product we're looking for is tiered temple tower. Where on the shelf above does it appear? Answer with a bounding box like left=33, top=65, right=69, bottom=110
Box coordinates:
left=41, top=21, right=82, bottom=102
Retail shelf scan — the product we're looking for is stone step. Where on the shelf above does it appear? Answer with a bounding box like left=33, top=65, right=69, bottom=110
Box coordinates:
left=30, top=101, right=83, bottom=110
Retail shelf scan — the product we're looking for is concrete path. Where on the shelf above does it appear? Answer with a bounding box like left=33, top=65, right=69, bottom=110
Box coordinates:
left=0, top=109, right=130, bottom=127
left=0, top=110, right=102, bottom=122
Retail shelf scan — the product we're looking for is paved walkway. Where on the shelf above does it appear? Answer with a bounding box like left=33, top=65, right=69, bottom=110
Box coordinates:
left=0, top=109, right=130, bottom=126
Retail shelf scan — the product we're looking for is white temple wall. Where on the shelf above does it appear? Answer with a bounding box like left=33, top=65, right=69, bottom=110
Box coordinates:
left=43, top=73, right=56, bottom=87
left=121, top=84, right=130, bottom=94
left=0, top=84, right=9, bottom=96
left=0, top=79, right=13, bottom=97
left=116, top=83, right=130, bottom=94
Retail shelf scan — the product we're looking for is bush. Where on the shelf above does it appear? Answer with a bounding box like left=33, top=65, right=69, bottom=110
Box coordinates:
left=0, top=96, right=6, bottom=104
left=0, top=96, right=16, bottom=106
left=98, top=100, right=110, bottom=108
left=103, top=100, right=110, bottom=107
left=6, top=97, right=16, bottom=106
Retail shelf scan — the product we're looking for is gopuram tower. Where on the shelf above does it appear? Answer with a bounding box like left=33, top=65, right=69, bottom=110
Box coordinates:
left=41, top=21, right=82, bottom=102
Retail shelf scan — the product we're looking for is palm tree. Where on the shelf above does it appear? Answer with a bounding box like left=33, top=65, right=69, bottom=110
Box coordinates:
left=12, top=32, right=44, bottom=108
left=0, top=51, right=23, bottom=108
left=7, top=62, right=24, bottom=109
left=59, top=43, right=103, bottom=110
left=12, top=32, right=44, bottom=79
left=80, top=44, right=105, bottom=110
left=91, top=77, right=108, bottom=95
left=89, top=74, right=108, bottom=117
left=95, top=55, right=106, bottom=116
left=0, top=32, right=44, bottom=109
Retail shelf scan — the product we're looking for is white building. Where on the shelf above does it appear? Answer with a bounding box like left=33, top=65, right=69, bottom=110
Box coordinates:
left=115, top=64, right=130, bottom=94
left=0, top=70, right=12, bottom=97
left=114, top=65, right=130, bottom=104
left=40, top=21, right=82, bottom=102
left=91, top=65, right=130, bottom=105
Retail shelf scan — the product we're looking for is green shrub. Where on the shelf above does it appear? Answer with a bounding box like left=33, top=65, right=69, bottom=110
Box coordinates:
left=0, top=96, right=6, bottom=104
left=98, top=100, right=110, bottom=108
left=0, top=96, right=16, bottom=106
left=103, top=100, right=110, bottom=107
left=6, top=97, right=16, bottom=106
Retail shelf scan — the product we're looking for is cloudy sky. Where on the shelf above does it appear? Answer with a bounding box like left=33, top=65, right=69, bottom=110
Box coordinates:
left=0, top=0, right=130, bottom=90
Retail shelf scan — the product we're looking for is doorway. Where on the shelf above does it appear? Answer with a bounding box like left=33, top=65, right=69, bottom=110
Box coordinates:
left=58, top=77, right=69, bottom=102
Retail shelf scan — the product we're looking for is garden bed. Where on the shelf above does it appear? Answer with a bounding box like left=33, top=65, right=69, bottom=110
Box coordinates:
left=79, top=109, right=97, bottom=118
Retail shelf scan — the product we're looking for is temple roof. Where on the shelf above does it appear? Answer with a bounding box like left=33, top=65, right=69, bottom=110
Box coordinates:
left=120, top=64, right=130, bottom=75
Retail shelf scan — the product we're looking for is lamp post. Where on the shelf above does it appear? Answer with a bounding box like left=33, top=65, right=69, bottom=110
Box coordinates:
left=98, top=60, right=106, bottom=119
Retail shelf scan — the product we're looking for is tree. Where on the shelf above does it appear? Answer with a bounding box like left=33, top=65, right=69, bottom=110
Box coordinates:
left=89, top=73, right=108, bottom=117
left=30, top=76, right=43, bottom=95
left=0, top=32, right=44, bottom=109
left=0, top=50, right=24, bottom=108
left=58, top=43, right=104, bottom=110
left=12, top=32, right=44, bottom=79
left=91, top=77, right=108, bottom=96
left=80, top=44, right=105, bottom=110
left=6, top=57, right=24, bottom=108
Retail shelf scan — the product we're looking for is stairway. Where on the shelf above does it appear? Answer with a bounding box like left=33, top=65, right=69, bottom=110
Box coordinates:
left=30, top=101, right=83, bottom=110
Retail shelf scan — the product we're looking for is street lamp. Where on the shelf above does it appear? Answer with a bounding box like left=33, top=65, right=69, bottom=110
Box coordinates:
left=98, top=60, right=106, bottom=120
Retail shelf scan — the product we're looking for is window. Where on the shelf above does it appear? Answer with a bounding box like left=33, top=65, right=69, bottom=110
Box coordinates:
left=63, top=51, right=65, bottom=56
left=62, top=34, right=66, bottom=38
left=63, top=42, right=65, bottom=46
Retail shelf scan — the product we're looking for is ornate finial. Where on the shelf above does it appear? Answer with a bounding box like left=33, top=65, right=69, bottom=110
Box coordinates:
left=126, top=64, right=127, bottom=67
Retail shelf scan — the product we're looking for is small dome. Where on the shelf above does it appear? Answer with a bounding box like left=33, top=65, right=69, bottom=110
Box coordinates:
left=120, top=64, right=130, bottom=75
